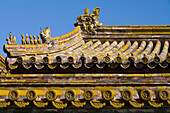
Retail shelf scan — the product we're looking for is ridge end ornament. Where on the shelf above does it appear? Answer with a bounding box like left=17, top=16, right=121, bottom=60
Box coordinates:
left=75, top=8, right=103, bottom=34
left=6, top=32, right=17, bottom=45
left=40, top=27, right=52, bottom=44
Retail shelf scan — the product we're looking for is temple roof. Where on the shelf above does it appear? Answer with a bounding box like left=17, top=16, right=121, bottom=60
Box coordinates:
left=3, top=8, right=170, bottom=74
left=2, top=8, right=170, bottom=110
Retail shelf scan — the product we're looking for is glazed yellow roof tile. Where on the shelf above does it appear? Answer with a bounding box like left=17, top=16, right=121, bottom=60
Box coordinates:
left=23, top=74, right=42, bottom=77
left=145, top=74, right=162, bottom=77
left=0, top=54, right=5, bottom=61
left=1, top=73, right=170, bottom=78
left=6, top=74, right=22, bottom=77
left=0, top=54, right=7, bottom=74
left=52, top=74, right=75, bottom=77
left=71, top=80, right=96, bottom=83
left=159, top=41, right=169, bottom=63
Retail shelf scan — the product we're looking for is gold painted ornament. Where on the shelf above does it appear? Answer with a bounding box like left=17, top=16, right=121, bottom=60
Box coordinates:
left=33, top=100, right=48, bottom=108
left=90, top=100, right=106, bottom=109
left=71, top=100, right=86, bottom=108
left=52, top=100, right=67, bottom=109
left=129, top=99, right=144, bottom=108
left=0, top=100, right=10, bottom=108
left=14, top=100, right=29, bottom=108
left=148, top=100, right=163, bottom=108
left=109, top=100, right=125, bottom=108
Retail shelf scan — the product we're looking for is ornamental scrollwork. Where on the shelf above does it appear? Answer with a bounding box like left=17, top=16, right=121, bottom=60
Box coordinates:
left=33, top=100, right=48, bottom=108
left=14, top=100, right=29, bottom=108
left=90, top=100, right=106, bottom=109
left=148, top=100, right=163, bottom=108
left=52, top=100, right=67, bottom=109
left=71, top=100, right=86, bottom=108
left=0, top=100, right=10, bottom=108
left=109, top=100, right=125, bottom=108
left=129, top=99, right=144, bottom=108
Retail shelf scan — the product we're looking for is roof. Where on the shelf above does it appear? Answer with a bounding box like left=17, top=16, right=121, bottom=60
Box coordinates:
left=4, top=28, right=170, bottom=74
left=2, top=7, right=170, bottom=110
left=3, top=8, right=170, bottom=74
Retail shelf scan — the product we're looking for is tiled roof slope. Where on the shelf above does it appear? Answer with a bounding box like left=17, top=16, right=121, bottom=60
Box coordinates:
left=3, top=8, right=170, bottom=74
left=0, top=54, right=7, bottom=74
left=4, top=28, right=170, bottom=72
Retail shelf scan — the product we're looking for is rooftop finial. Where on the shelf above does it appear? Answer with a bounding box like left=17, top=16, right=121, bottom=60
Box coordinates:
left=9, top=32, right=12, bottom=41
left=21, top=33, right=26, bottom=44
left=33, top=35, right=38, bottom=45
left=6, top=32, right=17, bottom=45
left=6, top=38, right=10, bottom=44
left=26, top=34, right=29, bottom=44
left=29, top=36, right=34, bottom=44
left=84, top=8, right=90, bottom=15
left=12, top=36, right=16, bottom=44
left=37, top=35, right=41, bottom=44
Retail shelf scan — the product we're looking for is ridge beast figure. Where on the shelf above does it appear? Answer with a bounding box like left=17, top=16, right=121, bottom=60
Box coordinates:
left=75, top=8, right=103, bottom=34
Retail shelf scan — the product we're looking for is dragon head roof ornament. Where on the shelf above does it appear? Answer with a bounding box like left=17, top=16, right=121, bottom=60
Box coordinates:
left=40, top=27, right=52, bottom=44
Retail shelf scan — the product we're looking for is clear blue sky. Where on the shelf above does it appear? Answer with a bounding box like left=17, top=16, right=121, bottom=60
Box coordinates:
left=0, top=0, right=170, bottom=57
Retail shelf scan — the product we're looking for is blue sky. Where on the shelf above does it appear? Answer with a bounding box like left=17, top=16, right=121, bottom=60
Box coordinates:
left=0, top=0, right=170, bottom=57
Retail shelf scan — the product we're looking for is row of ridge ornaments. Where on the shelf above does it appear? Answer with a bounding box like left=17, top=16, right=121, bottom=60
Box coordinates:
left=5, top=8, right=102, bottom=45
